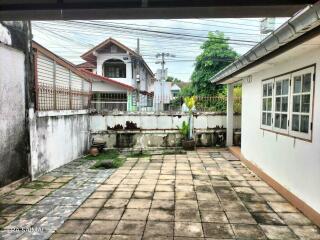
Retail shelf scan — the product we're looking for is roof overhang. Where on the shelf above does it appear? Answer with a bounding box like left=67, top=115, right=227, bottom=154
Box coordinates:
left=0, top=1, right=317, bottom=20
left=210, top=3, right=320, bottom=85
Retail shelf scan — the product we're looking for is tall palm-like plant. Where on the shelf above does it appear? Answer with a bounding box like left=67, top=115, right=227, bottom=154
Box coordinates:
left=184, top=96, right=196, bottom=139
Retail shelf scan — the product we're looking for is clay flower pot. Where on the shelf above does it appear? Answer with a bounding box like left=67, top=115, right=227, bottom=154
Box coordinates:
left=181, top=139, right=195, bottom=150
left=89, top=147, right=99, bottom=157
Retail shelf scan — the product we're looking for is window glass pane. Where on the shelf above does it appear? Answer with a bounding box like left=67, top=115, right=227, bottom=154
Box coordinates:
left=302, top=73, right=311, bottom=92
left=262, top=99, right=267, bottom=111
left=292, top=114, right=300, bottom=131
left=267, top=83, right=273, bottom=96
left=267, top=113, right=272, bottom=126
left=275, top=113, right=280, bottom=128
left=293, top=95, right=301, bottom=112
left=276, top=81, right=282, bottom=95
left=262, top=113, right=266, bottom=125
left=300, top=115, right=309, bottom=133
left=282, top=79, right=289, bottom=95
left=267, top=98, right=272, bottom=111
left=275, top=97, right=281, bottom=111
left=301, top=94, right=310, bottom=113
left=293, top=76, right=302, bottom=93
left=263, top=84, right=267, bottom=97
left=281, top=97, right=288, bottom=112
left=281, top=114, right=287, bottom=129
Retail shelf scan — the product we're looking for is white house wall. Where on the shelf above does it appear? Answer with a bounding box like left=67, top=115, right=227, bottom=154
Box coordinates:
left=241, top=47, right=320, bottom=213
left=96, top=53, right=134, bottom=87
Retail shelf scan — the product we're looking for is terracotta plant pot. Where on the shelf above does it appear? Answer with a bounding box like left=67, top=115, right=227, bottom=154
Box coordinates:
left=89, top=147, right=99, bottom=157
left=181, top=139, right=196, bottom=150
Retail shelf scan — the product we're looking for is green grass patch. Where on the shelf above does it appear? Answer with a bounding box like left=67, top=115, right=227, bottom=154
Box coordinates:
left=22, top=181, right=49, bottom=189
left=85, top=149, right=120, bottom=160
left=86, top=149, right=126, bottom=169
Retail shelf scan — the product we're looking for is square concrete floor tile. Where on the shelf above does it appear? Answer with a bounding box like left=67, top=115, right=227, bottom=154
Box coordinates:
left=111, top=192, right=133, bottom=199
left=85, top=220, right=118, bottom=234
left=82, top=199, right=106, bottom=208
left=252, top=212, right=285, bottom=225
left=114, top=220, right=146, bottom=235
left=155, top=185, right=174, bottom=192
left=139, top=179, right=157, bottom=185
left=200, top=211, right=228, bottom=223
left=132, top=191, right=153, bottom=199
left=104, top=199, right=129, bottom=209
left=143, top=236, right=172, bottom=240
left=232, top=224, right=267, bottom=239
left=175, top=191, right=196, bottom=200
left=117, top=186, right=137, bottom=192
left=144, top=221, right=174, bottom=237
left=175, top=179, right=193, bottom=185
left=261, top=194, right=286, bottom=202
left=127, top=199, right=151, bottom=209
left=148, top=209, right=174, bottom=221
left=245, top=202, right=273, bottom=213
left=202, top=223, right=234, bottom=239
left=90, top=191, right=113, bottom=199
left=151, top=200, right=174, bottom=210
left=96, top=208, right=125, bottom=220
left=225, top=211, right=256, bottom=224
left=278, top=212, right=312, bottom=225
left=174, top=222, right=203, bottom=238
left=175, top=209, right=200, bottom=222
left=17, top=195, right=46, bottom=204
left=153, top=192, right=174, bottom=200
left=196, top=192, right=219, bottom=201
left=111, top=235, right=142, bottom=240
left=159, top=175, right=175, bottom=180
left=260, top=225, right=299, bottom=239
left=221, top=201, right=246, bottom=212
left=57, top=220, right=91, bottom=234
left=80, top=234, right=111, bottom=240
left=136, top=185, right=156, bottom=192
left=289, top=225, right=320, bottom=240
left=198, top=201, right=222, bottom=211
left=175, top=185, right=194, bottom=192
left=122, top=209, right=149, bottom=221
left=175, top=200, right=198, bottom=209
left=70, top=208, right=100, bottom=219
left=50, top=233, right=81, bottom=240
left=97, top=185, right=117, bottom=191
left=157, top=180, right=175, bottom=185
left=268, top=202, right=298, bottom=213
left=31, top=188, right=54, bottom=196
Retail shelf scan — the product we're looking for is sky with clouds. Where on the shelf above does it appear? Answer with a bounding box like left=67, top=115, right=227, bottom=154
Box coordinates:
left=32, top=18, right=288, bottom=81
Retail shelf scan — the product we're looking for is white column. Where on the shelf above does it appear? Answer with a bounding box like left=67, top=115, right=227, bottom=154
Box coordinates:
left=226, top=84, right=234, bottom=146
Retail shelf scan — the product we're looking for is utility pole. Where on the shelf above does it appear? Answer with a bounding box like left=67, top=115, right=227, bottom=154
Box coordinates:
left=136, top=38, right=140, bottom=111
left=155, top=53, right=175, bottom=111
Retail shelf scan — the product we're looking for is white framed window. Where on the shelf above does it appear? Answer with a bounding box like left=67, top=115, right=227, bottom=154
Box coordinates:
left=261, top=66, right=315, bottom=141
left=261, top=79, right=273, bottom=130
left=289, top=67, right=314, bottom=140
left=273, top=75, right=290, bottom=134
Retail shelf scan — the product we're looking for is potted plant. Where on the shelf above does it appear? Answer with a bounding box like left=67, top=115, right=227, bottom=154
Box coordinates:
left=178, top=96, right=196, bottom=150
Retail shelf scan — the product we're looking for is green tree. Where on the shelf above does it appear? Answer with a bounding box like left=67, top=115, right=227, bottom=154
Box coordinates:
left=166, top=76, right=181, bottom=83
left=191, top=32, right=238, bottom=96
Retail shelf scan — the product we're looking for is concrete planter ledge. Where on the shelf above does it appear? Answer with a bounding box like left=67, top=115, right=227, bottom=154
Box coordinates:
left=37, top=109, right=89, bottom=117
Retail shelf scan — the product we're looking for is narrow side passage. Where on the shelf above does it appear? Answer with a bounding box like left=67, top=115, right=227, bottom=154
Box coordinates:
left=49, top=149, right=320, bottom=239
left=0, top=159, right=114, bottom=239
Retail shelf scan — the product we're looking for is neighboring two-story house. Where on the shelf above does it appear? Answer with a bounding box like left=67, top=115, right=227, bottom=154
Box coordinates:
left=77, top=38, right=154, bottom=112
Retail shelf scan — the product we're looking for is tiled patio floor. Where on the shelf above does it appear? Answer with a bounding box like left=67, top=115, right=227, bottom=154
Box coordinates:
left=1, top=149, right=320, bottom=239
